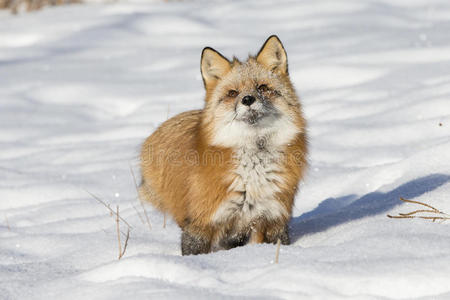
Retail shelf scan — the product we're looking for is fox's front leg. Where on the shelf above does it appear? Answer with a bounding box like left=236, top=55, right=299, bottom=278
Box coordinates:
left=264, top=222, right=290, bottom=245
left=249, top=220, right=290, bottom=245
left=248, top=228, right=264, bottom=244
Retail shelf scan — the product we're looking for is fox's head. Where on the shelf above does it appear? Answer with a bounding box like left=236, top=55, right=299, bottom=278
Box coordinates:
left=200, top=35, right=304, bottom=149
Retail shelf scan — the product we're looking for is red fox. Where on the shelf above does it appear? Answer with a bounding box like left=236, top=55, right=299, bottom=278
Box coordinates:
left=140, top=35, right=307, bottom=255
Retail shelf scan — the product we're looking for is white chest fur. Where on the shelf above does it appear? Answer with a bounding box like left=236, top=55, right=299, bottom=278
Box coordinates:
left=212, top=142, right=288, bottom=227
left=210, top=112, right=300, bottom=227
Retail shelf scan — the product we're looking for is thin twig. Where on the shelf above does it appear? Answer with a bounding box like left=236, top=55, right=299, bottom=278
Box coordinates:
left=399, top=209, right=438, bottom=216
left=387, top=197, right=449, bottom=223
left=274, top=239, right=281, bottom=264
left=129, top=163, right=152, bottom=230
left=84, top=189, right=133, bottom=229
left=116, top=206, right=122, bottom=259
left=115, top=207, right=130, bottom=260
left=128, top=164, right=145, bottom=225
left=131, top=201, right=145, bottom=225
left=387, top=215, right=415, bottom=219
left=417, top=216, right=450, bottom=221
left=163, top=212, right=166, bottom=229
left=5, top=215, right=10, bottom=231
left=399, top=197, right=440, bottom=212
left=119, top=228, right=130, bottom=260
left=387, top=215, right=450, bottom=221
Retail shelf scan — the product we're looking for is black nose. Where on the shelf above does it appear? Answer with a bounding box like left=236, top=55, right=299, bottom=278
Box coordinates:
left=241, top=95, right=256, bottom=106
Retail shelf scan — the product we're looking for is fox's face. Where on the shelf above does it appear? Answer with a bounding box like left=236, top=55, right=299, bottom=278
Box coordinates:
left=200, top=36, right=303, bottom=148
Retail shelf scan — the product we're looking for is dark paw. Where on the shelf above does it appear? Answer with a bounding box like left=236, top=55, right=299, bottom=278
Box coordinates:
left=218, top=232, right=249, bottom=250
left=278, top=227, right=290, bottom=245
left=181, top=231, right=210, bottom=255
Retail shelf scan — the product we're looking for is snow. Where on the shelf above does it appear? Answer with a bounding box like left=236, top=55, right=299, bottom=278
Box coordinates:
left=1, top=0, right=450, bottom=299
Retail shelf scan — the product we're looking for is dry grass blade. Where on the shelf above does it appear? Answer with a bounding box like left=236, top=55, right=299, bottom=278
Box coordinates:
left=5, top=214, right=10, bottom=231
left=417, top=216, right=449, bottom=222
left=128, top=165, right=145, bottom=226
left=387, top=215, right=415, bottom=219
left=399, top=209, right=438, bottom=216
left=84, top=189, right=133, bottom=229
left=163, top=212, right=166, bottom=229
left=129, top=163, right=152, bottom=230
left=130, top=201, right=145, bottom=225
left=387, top=197, right=450, bottom=222
left=399, top=197, right=440, bottom=212
left=119, top=228, right=130, bottom=260
left=116, top=206, right=122, bottom=259
left=274, top=239, right=281, bottom=264
left=116, top=206, right=130, bottom=260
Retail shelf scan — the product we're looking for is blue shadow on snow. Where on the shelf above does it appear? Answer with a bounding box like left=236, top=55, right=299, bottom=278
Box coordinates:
left=290, top=173, right=450, bottom=241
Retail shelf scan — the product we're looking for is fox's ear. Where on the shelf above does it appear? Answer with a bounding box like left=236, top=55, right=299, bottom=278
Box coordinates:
left=201, top=47, right=231, bottom=89
left=256, top=35, right=288, bottom=75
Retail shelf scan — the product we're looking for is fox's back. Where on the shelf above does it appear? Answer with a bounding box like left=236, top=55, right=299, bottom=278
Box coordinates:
left=142, top=110, right=201, bottom=157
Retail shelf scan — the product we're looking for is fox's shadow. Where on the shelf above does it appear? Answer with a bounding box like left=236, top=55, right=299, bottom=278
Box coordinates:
left=290, top=173, right=450, bottom=241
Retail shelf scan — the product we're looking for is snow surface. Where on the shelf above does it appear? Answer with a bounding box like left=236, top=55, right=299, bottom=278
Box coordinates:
left=1, top=0, right=450, bottom=299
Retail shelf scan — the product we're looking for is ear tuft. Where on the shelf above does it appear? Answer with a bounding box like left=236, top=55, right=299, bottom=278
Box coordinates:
left=201, top=47, right=231, bottom=89
left=256, top=35, right=288, bottom=75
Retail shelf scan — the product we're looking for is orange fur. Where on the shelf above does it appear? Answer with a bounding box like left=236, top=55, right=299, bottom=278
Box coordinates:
left=140, top=35, right=307, bottom=254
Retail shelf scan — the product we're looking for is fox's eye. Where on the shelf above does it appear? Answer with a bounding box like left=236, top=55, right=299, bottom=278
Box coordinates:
left=258, top=84, right=269, bottom=92
left=227, top=90, right=239, bottom=97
